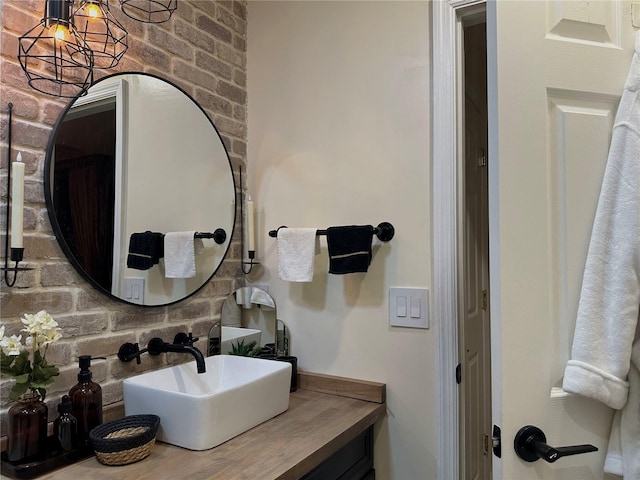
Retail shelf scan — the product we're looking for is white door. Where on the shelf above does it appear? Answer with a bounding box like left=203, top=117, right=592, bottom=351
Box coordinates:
left=463, top=20, right=492, bottom=480
left=488, top=1, right=637, bottom=478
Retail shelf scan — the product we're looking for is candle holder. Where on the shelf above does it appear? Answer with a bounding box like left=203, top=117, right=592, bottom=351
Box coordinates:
left=239, top=166, right=259, bottom=275
left=242, top=250, right=258, bottom=275
left=3, top=103, right=33, bottom=287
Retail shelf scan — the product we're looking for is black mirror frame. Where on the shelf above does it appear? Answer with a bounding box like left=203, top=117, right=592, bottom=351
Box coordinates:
left=44, top=71, right=236, bottom=307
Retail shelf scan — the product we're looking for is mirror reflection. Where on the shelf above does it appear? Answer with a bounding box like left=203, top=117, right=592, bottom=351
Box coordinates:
left=45, top=73, right=236, bottom=306
left=211, top=287, right=289, bottom=357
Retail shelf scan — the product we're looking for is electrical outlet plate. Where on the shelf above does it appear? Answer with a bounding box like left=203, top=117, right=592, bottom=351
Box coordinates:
left=389, top=287, right=429, bottom=329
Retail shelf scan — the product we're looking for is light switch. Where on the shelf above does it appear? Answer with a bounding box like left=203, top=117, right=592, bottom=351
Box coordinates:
left=396, top=296, right=407, bottom=317
left=389, top=287, right=429, bottom=329
left=410, top=296, right=421, bottom=318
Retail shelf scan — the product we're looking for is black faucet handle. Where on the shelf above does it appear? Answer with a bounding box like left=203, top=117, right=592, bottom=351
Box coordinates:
left=173, top=332, right=199, bottom=346
left=118, top=342, right=148, bottom=364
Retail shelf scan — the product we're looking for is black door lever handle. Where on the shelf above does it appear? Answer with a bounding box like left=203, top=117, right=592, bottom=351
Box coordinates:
left=514, top=425, right=598, bottom=463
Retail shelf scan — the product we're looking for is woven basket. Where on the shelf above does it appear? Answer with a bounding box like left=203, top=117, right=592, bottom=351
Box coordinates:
left=89, top=415, right=160, bottom=466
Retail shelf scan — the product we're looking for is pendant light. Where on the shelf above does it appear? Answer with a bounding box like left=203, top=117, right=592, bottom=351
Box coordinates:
left=72, top=0, right=128, bottom=69
left=18, top=0, right=94, bottom=98
left=119, top=0, right=177, bottom=24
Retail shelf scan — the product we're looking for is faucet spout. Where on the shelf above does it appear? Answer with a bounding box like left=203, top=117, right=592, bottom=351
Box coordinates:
left=147, top=337, right=207, bottom=373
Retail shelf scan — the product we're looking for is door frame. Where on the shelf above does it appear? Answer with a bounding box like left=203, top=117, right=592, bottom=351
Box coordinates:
left=432, top=1, right=488, bottom=479
left=61, top=78, right=127, bottom=298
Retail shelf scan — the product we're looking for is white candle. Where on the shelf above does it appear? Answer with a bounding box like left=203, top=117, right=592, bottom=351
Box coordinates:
left=246, top=195, right=255, bottom=252
left=10, top=153, right=25, bottom=249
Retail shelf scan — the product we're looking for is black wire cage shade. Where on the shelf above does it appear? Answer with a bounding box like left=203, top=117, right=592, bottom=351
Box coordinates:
left=17, top=0, right=178, bottom=97
left=18, top=0, right=94, bottom=98
left=119, top=0, right=177, bottom=23
left=72, top=0, right=128, bottom=69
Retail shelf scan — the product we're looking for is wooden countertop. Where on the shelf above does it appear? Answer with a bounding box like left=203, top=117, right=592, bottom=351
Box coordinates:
left=37, top=373, right=386, bottom=480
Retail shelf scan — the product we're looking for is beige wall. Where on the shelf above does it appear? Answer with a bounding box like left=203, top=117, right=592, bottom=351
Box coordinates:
left=2, top=1, right=437, bottom=476
left=247, top=2, right=435, bottom=478
left=0, top=0, right=247, bottom=428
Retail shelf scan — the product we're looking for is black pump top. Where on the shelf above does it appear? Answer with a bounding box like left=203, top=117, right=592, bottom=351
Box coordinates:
left=77, top=355, right=93, bottom=382
left=58, top=395, right=72, bottom=414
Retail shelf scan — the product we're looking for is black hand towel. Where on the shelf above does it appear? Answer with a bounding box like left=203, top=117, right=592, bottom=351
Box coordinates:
left=127, top=231, right=164, bottom=270
left=326, top=225, right=374, bottom=274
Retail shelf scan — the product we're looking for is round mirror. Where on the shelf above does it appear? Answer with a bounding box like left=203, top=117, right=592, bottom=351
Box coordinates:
left=211, top=287, right=289, bottom=357
left=45, top=72, right=236, bottom=306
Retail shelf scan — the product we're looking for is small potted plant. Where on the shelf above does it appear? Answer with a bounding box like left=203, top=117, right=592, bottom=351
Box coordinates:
left=228, top=339, right=261, bottom=357
left=1, top=311, right=62, bottom=463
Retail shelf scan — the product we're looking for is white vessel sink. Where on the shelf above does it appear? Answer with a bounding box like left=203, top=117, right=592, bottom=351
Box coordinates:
left=123, top=355, right=291, bottom=450
left=220, top=326, right=262, bottom=355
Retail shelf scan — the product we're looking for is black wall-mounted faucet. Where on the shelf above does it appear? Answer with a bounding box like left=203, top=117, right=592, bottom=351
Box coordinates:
left=147, top=333, right=206, bottom=374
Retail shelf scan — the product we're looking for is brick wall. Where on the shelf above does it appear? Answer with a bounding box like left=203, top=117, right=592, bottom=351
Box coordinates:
left=0, top=0, right=247, bottom=428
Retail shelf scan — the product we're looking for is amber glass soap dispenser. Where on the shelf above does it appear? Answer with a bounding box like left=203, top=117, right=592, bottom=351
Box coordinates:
left=69, top=355, right=103, bottom=445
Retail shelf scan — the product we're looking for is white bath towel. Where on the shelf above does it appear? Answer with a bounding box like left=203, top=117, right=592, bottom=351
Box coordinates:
left=277, top=228, right=318, bottom=282
left=164, top=231, right=202, bottom=278
left=563, top=31, right=640, bottom=479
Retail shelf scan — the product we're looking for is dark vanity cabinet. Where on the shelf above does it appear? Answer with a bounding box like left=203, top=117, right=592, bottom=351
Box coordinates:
left=301, top=427, right=374, bottom=480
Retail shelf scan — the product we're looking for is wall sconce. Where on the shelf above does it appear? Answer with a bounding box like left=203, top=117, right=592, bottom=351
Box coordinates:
left=240, top=167, right=259, bottom=275
left=119, top=0, right=178, bottom=23
left=2, top=104, right=33, bottom=287
left=72, top=0, right=129, bottom=69
left=18, top=0, right=94, bottom=98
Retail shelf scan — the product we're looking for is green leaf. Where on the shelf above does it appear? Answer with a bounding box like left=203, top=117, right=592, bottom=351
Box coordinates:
left=14, top=373, right=30, bottom=384
left=9, top=382, right=29, bottom=402
left=1, top=352, right=16, bottom=374
left=33, top=349, right=43, bottom=364
left=229, top=340, right=259, bottom=356
left=10, top=352, right=31, bottom=377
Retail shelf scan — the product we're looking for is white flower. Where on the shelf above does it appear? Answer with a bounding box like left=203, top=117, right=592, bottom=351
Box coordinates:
left=20, top=313, right=38, bottom=333
left=20, top=311, right=62, bottom=349
left=21, top=310, right=58, bottom=333
left=35, top=310, right=59, bottom=330
left=0, top=334, right=23, bottom=356
left=0, top=325, right=4, bottom=340
left=25, top=329, right=62, bottom=348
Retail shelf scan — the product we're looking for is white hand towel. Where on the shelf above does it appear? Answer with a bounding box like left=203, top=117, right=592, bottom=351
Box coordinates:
left=277, top=228, right=318, bottom=282
left=164, top=231, right=202, bottom=278
left=250, top=287, right=275, bottom=309
left=235, top=286, right=253, bottom=309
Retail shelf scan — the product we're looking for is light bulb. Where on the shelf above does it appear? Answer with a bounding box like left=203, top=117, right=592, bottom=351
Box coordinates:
left=84, top=2, right=102, bottom=19
left=49, top=23, right=69, bottom=41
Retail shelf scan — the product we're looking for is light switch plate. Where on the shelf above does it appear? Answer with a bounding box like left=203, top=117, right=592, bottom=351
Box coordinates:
left=389, top=287, right=429, bottom=329
left=124, top=277, right=145, bottom=305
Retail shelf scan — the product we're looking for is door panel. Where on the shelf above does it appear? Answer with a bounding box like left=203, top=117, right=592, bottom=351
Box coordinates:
left=488, top=0, right=636, bottom=478
left=547, top=93, right=618, bottom=380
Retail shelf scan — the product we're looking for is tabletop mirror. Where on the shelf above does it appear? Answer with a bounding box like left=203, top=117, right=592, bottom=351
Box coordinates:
left=213, top=287, right=289, bottom=357
left=44, top=72, right=235, bottom=306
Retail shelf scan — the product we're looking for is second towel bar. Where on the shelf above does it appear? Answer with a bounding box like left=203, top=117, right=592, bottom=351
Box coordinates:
left=268, top=222, right=394, bottom=242
left=194, top=228, right=226, bottom=244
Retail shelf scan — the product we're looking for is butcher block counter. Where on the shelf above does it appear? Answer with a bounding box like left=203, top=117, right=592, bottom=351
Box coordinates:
left=34, top=372, right=386, bottom=480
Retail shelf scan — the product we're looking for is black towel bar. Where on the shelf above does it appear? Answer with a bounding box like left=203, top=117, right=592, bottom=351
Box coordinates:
left=268, top=222, right=394, bottom=242
left=194, top=228, right=227, bottom=244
